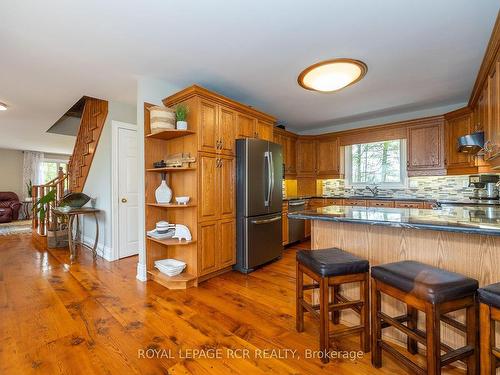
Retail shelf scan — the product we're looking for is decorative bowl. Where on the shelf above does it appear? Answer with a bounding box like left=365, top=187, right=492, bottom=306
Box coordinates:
left=175, top=196, right=190, bottom=205
left=58, top=192, right=91, bottom=208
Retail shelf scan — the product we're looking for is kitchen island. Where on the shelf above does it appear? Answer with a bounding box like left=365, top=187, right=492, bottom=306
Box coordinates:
left=288, top=205, right=500, bottom=352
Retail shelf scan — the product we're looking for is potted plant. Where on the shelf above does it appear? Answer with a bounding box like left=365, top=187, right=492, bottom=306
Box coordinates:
left=175, top=104, right=188, bottom=130
left=34, top=190, right=68, bottom=248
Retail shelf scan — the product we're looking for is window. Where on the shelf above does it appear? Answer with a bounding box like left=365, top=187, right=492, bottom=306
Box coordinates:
left=345, top=139, right=407, bottom=187
left=41, top=160, right=68, bottom=183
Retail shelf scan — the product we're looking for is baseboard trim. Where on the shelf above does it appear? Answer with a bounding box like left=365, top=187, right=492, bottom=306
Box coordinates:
left=81, top=234, right=113, bottom=261
left=136, top=262, right=147, bottom=282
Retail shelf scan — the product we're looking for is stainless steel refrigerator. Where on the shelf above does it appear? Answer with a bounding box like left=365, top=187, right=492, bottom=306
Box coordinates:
left=235, top=138, right=283, bottom=273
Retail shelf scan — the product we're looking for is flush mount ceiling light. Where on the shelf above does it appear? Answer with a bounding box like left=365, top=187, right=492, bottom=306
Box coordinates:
left=0, top=102, right=7, bottom=111
left=298, top=58, right=367, bottom=92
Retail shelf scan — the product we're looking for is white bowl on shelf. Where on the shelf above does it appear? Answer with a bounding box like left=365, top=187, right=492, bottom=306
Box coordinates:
left=154, top=258, right=186, bottom=276
left=175, top=196, right=190, bottom=205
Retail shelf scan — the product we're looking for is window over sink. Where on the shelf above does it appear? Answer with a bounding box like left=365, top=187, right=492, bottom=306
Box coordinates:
left=345, top=139, right=407, bottom=188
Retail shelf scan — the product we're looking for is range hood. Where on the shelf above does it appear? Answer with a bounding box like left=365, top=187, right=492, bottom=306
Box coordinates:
left=457, top=131, right=484, bottom=154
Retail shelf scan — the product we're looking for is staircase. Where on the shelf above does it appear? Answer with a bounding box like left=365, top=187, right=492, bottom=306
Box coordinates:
left=32, top=96, right=108, bottom=239
left=68, top=97, right=108, bottom=192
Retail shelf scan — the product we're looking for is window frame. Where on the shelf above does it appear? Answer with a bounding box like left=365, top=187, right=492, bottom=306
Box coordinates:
left=344, top=139, right=408, bottom=188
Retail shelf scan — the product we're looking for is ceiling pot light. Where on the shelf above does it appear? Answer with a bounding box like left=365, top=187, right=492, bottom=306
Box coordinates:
left=298, top=58, right=367, bottom=92
left=0, top=102, right=7, bottom=111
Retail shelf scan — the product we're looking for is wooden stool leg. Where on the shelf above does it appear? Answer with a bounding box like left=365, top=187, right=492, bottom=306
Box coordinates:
left=425, top=303, right=441, bottom=375
left=480, top=303, right=495, bottom=375
left=466, top=302, right=479, bottom=375
left=331, top=284, right=340, bottom=324
left=320, top=276, right=330, bottom=363
left=296, top=261, right=304, bottom=333
left=371, top=278, right=382, bottom=368
left=407, top=305, right=419, bottom=355
left=360, top=273, right=370, bottom=353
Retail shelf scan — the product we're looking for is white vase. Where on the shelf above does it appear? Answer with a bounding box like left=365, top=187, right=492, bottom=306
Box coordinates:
left=176, top=120, right=188, bottom=130
left=155, top=179, right=172, bottom=204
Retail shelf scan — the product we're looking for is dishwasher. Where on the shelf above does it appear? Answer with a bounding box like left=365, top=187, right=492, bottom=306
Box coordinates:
left=288, top=199, right=306, bottom=243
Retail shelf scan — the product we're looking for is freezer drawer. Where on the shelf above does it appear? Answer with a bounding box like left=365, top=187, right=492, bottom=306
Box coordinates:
left=235, top=213, right=283, bottom=273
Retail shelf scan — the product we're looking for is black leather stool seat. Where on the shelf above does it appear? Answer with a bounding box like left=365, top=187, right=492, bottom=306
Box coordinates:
left=371, top=260, right=478, bottom=304
left=478, top=282, right=500, bottom=309
left=296, top=248, right=369, bottom=277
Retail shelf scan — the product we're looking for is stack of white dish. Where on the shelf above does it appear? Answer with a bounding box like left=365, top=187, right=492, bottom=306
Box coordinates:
left=154, top=259, right=186, bottom=276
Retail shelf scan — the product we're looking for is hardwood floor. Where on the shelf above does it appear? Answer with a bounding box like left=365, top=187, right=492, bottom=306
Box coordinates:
left=0, top=234, right=464, bottom=374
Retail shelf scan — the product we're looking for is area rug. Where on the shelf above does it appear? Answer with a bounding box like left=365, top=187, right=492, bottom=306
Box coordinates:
left=0, top=220, right=32, bottom=235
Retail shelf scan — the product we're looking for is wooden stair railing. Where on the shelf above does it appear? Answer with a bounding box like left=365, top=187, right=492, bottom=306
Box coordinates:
left=68, top=97, right=108, bottom=193
left=32, top=168, right=69, bottom=236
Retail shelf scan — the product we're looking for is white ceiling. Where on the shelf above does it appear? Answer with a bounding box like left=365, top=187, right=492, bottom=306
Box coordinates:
left=0, top=0, right=498, bottom=153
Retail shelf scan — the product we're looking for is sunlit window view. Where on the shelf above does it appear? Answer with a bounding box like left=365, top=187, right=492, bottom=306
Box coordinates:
left=41, top=161, right=68, bottom=183
left=346, top=140, right=405, bottom=186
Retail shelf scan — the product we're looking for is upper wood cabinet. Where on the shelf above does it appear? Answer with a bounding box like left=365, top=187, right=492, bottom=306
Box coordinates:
left=485, top=61, right=500, bottom=160
left=237, top=115, right=274, bottom=141
left=236, top=113, right=256, bottom=138
left=296, top=138, right=317, bottom=176
left=407, top=119, right=446, bottom=176
left=256, top=120, right=273, bottom=141
left=273, top=129, right=297, bottom=176
left=199, top=101, right=235, bottom=155
left=317, top=137, right=342, bottom=177
left=218, top=106, right=236, bottom=155
left=444, top=109, right=477, bottom=174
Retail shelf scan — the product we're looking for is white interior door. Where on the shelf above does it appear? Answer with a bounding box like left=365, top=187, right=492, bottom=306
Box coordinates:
left=118, top=127, right=139, bottom=258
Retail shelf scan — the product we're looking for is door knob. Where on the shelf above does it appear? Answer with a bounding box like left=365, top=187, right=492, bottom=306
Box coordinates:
left=121, top=198, right=127, bottom=203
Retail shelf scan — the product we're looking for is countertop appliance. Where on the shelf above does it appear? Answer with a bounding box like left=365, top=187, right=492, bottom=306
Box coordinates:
left=288, top=199, right=306, bottom=243
left=235, top=138, right=283, bottom=273
left=469, top=174, right=500, bottom=200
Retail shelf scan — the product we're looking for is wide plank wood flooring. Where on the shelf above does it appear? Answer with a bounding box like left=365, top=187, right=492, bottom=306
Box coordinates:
left=0, top=233, right=464, bottom=374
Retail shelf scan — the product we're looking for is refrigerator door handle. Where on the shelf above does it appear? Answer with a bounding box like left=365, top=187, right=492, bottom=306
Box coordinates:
left=251, top=216, right=281, bottom=224
left=264, top=151, right=272, bottom=207
left=269, top=151, right=275, bottom=207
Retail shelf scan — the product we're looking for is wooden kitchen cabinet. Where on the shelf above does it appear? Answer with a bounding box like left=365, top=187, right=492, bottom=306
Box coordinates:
left=198, top=153, right=235, bottom=222
left=444, top=108, right=477, bottom=174
left=485, top=61, right=500, bottom=160
left=407, top=119, right=446, bottom=176
left=198, top=219, right=236, bottom=276
left=282, top=202, right=289, bottom=245
left=296, top=138, right=317, bottom=176
left=285, top=135, right=297, bottom=174
left=343, top=199, right=367, bottom=206
left=198, top=101, right=235, bottom=155
left=394, top=201, right=424, bottom=209
left=256, top=120, right=273, bottom=141
left=237, top=113, right=257, bottom=138
left=368, top=200, right=394, bottom=208
left=317, top=136, right=342, bottom=177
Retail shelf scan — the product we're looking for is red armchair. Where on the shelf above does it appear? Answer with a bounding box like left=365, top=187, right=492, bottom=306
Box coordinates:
left=0, top=192, right=22, bottom=223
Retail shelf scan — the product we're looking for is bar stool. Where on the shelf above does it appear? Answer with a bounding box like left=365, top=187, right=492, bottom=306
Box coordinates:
left=371, top=260, right=479, bottom=375
left=478, top=282, right=500, bottom=374
left=296, top=248, right=370, bottom=363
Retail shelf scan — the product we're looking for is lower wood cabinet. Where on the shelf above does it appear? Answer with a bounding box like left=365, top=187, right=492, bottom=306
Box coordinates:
left=343, top=199, right=367, bottom=206
left=198, top=218, right=236, bottom=276
left=368, top=200, right=394, bottom=208
left=394, top=201, right=424, bottom=209
left=282, top=203, right=289, bottom=245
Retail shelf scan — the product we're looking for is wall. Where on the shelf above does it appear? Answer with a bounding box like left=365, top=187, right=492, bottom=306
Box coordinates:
left=81, top=100, right=137, bottom=261
left=136, top=77, right=182, bottom=281
left=0, top=148, right=24, bottom=199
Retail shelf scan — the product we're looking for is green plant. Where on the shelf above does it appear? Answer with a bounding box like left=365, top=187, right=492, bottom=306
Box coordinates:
left=34, top=189, right=57, bottom=225
left=175, top=104, right=188, bottom=122
left=26, top=180, right=33, bottom=198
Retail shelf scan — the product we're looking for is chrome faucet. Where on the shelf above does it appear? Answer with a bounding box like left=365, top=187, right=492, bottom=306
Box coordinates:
left=366, top=185, right=379, bottom=197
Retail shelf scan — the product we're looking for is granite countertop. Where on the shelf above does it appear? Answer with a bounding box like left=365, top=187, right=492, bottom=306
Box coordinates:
left=288, top=205, right=500, bottom=236
left=283, top=195, right=500, bottom=206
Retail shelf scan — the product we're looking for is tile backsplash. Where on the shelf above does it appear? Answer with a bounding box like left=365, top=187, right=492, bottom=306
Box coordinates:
left=321, top=176, right=474, bottom=200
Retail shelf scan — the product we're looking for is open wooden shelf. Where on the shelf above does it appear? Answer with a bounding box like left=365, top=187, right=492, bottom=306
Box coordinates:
left=146, top=203, right=196, bottom=208
left=146, top=129, right=195, bottom=140
left=146, top=167, right=196, bottom=172
left=146, top=237, right=196, bottom=246
left=147, top=269, right=197, bottom=290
